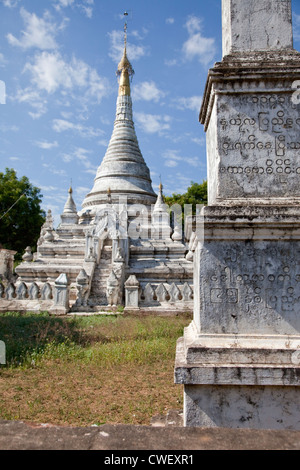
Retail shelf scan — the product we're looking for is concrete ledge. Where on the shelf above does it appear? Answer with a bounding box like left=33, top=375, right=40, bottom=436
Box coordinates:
left=0, top=420, right=300, bottom=450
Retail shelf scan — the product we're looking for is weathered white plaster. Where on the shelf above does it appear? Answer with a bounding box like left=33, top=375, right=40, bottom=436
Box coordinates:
left=222, top=0, right=293, bottom=57
left=184, top=384, right=300, bottom=429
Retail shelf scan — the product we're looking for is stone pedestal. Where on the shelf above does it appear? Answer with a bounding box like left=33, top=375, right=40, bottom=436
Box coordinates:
left=50, top=273, right=70, bottom=315
left=125, top=275, right=140, bottom=309
left=175, top=0, right=300, bottom=430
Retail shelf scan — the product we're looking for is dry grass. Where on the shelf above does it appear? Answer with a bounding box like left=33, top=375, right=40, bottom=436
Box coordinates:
left=0, top=312, right=190, bottom=427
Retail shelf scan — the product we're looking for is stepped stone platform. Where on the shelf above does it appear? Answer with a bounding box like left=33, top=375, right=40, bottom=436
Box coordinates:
left=0, top=419, right=300, bottom=450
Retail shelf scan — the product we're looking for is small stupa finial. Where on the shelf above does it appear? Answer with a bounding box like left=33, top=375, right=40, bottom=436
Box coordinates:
left=159, top=174, right=163, bottom=192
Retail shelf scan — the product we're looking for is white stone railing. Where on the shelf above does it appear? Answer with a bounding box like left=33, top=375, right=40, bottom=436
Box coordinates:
left=0, top=280, right=53, bottom=301
left=139, top=281, right=193, bottom=306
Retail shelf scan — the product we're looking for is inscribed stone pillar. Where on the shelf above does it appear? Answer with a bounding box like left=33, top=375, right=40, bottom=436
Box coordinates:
left=175, top=0, right=300, bottom=430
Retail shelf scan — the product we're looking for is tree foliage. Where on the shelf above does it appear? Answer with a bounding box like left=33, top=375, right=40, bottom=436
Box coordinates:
left=0, top=168, right=46, bottom=260
left=164, top=180, right=207, bottom=210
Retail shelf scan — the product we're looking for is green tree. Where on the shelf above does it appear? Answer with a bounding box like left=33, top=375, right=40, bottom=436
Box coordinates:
left=164, top=180, right=207, bottom=210
left=0, top=168, right=46, bottom=260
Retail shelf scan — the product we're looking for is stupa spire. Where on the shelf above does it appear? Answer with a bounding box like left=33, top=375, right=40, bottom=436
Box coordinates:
left=81, top=14, right=156, bottom=212
left=60, top=185, right=78, bottom=225
left=117, top=12, right=134, bottom=97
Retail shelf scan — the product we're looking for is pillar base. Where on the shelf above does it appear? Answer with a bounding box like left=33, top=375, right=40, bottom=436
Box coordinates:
left=175, top=323, right=300, bottom=430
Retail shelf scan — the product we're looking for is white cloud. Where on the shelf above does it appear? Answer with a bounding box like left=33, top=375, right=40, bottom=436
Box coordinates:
left=53, top=0, right=94, bottom=18
left=165, top=159, right=178, bottom=168
left=7, top=8, right=67, bottom=50
left=185, top=16, right=202, bottom=35
left=108, top=30, right=147, bottom=62
left=3, top=0, right=21, bottom=7
left=166, top=18, right=175, bottom=25
left=24, top=52, right=86, bottom=93
left=0, top=124, right=19, bottom=132
left=52, top=118, right=103, bottom=137
left=35, top=140, right=59, bottom=149
left=53, top=119, right=77, bottom=132
left=135, top=112, right=171, bottom=134
left=39, top=185, right=59, bottom=192
left=61, top=147, right=97, bottom=172
left=132, top=81, right=165, bottom=103
left=75, top=186, right=90, bottom=196
left=191, top=136, right=205, bottom=146
left=163, top=149, right=201, bottom=168
left=163, top=149, right=181, bottom=168
left=97, top=138, right=109, bottom=147
left=14, top=87, right=48, bottom=119
left=54, top=0, right=75, bottom=7
left=42, top=163, right=66, bottom=176
left=173, top=95, right=202, bottom=112
left=80, top=6, right=93, bottom=18
left=21, top=51, right=109, bottom=114
left=182, top=15, right=216, bottom=66
left=164, top=58, right=178, bottom=67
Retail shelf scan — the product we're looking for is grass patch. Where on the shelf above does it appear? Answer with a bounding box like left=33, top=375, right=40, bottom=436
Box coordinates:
left=0, top=312, right=190, bottom=426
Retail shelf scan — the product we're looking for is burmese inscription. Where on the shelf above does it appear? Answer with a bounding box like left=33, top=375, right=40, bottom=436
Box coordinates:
left=217, top=93, right=300, bottom=199
left=199, top=241, right=300, bottom=335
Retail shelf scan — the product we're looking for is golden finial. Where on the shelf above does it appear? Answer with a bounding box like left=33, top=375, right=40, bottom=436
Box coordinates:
left=124, top=11, right=128, bottom=49
left=159, top=175, right=163, bottom=192
left=117, top=12, right=134, bottom=96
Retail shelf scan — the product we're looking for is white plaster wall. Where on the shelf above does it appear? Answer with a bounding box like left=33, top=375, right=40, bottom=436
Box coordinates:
left=184, top=384, right=300, bottom=429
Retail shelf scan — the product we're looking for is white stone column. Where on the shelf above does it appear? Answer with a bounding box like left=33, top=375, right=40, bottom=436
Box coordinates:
left=175, top=0, right=300, bottom=430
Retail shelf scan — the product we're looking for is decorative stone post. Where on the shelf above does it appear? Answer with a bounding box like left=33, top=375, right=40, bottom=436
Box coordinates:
left=22, top=247, right=33, bottom=263
left=50, top=273, right=69, bottom=315
left=125, top=275, right=140, bottom=309
left=175, top=0, right=300, bottom=430
left=74, top=269, right=90, bottom=308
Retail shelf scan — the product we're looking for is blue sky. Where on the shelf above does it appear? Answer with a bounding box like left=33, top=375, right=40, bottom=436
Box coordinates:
left=1, top=0, right=300, bottom=227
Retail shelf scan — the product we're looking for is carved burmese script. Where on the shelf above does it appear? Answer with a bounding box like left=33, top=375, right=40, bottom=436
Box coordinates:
left=218, top=94, right=300, bottom=198
left=199, top=243, right=300, bottom=335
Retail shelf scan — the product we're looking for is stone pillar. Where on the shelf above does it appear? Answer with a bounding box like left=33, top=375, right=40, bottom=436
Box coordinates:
left=50, top=273, right=69, bottom=315
left=222, top=0, right=293, bottom=57
left=175, top=0, right=300, bottom=430
left=0, top=249, right=16, bottom=281
left=125, top=275, right=140, bottom=309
